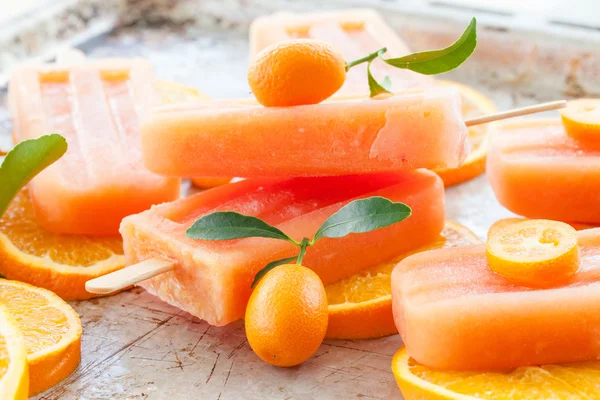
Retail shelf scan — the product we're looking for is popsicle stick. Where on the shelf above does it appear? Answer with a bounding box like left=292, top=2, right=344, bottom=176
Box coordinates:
left=465, top=100, right=567, bottom=127
left=85, top=258, right=174, bottom=294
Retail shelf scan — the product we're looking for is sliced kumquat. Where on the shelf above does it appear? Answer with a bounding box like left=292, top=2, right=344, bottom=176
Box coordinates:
left=560, top=99, right=600, bottom=143
left=486, top=219, right=580, bottom=288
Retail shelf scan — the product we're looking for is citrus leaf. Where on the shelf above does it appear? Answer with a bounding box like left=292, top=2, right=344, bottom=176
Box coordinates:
left=187, top=212, right=298, bottom=243
left=0, top=134, right=67, bottom=218
left=313, top=196, right=411, bottom=241
left=251, top=256, right=297, bottom=288
left=368, top=60, right=393, bottom=97
left=380, top=17, right=477, bottom=75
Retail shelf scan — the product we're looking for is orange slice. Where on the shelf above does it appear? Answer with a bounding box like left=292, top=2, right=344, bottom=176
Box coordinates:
left=486, top=219, right=580, bottom=288
left=0, top=191, right=124, bottom=300
left=325, top=221, right=481, bottom=340
left=155, top=80, right=210, bottom=104
left=488, top=217, right=596, bottom=238
left=393, top=346, right=600, bottom=399
left=560, top=98, right=600, bottom=144
left=191, top=177, right=233, bottom=189
left=0, top=280, right=81, bottom=396
left=434, top=81, right=498, bottom=187
left=0, top=306, right=28, bottom=400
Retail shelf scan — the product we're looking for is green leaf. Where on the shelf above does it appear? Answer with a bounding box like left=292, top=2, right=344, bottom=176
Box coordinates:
left=380, top=17, right=477, bottom=75
left=187, top=211, right=298, bottom=243
left=368, top=60, right=393, bottom=97
left=313, top=196, right=412, bottom=241
left=0, top=134, right=67, bottom=218
left=251, top=256, right=297, bottom=288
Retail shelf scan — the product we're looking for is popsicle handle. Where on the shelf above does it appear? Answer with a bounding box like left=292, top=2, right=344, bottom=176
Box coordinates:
left=85, top=258, right=175, bottom=295
left=465, top=100, right=567, bottom=127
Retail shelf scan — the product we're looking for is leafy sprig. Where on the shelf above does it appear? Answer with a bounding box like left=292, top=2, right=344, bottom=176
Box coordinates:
left=0, top=134, right=67, bottom=218
left=186, top=196, right=412, bottom=287
left=346, top=18, right=477, bottom=97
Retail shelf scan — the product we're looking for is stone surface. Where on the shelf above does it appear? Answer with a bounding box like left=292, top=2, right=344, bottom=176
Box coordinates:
left=0, top=4, right=595, bottom=399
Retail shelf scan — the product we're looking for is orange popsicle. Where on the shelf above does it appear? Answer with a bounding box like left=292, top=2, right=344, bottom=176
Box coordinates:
left=121, top=170, right=445, bottom=326
left=141, top=88, right=468, bottom=178
left=8, top=59, right=180, bottom=236
left=487, top=119, right=600, bottom=223
left=391, top=228, right=600, bottom=371
left=250, top=9, right=432, bottom=96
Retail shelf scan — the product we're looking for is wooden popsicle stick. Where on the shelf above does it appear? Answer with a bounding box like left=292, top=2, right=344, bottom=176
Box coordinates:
left=465, top=100, right=567, bottom=127
left=85, top=258, right=174, bottom=294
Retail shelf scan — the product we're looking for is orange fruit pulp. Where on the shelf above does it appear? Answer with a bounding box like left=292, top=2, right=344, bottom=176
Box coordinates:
left=245, top=264, right=328, bottom=367
left=486, top=219, right=580, bottom=288
left=248, top=39, right=346, bottom=107
left=0, top=279, right=81, bottom=396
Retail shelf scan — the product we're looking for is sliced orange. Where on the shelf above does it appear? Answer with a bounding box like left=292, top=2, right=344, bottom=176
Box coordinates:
left=0, top=280, right=81, bottom=396
left=393, top=346, right=600, bottom=399
left=191, top=177, right=233, bottom=189
left=325, top=221, right=481, bottom=340
left=155, top=80, right=210, bottom=104
left=488, top=217, right=596, bottom=238
left=486, top=219, right=580, bottom=288
left=434, top=81, right=498, bottom=187
left=0, top=306, right=28, bottom=400
left=0, top=191, right=124, bottom=300
left=560, top=98, right=600, bottom=144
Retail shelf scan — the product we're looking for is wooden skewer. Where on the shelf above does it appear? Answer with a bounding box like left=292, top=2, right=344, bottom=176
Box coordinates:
left=465, top=100, right=567, bottom=127
left=85, top=259, right=174, bottom=294
left=85, top=99, right=569, bottom=295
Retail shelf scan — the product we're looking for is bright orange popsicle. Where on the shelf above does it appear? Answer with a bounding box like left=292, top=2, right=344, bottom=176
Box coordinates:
left=250, top=8, right=432, bottom=96
left=121, top=170, right=445, bottom=326
left=8, top=59, right=180, bottom=236
left=487, top=119, right=600, bottom=223
left=141, top=88, right=468, bottom=178
left=392, top=228, right=600, bottom=371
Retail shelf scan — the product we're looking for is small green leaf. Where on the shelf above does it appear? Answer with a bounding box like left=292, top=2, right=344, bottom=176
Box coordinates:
left=0, top=134, right=67, bottom=218
left=251, top=256, right=297, bottom=288
left=313, top=197, right=412, bottom=241
left=368, top=60, right=393, bottom=97
left=380, top=18, right=477, bottom=75
left=187, top=212, right=298, bottom=243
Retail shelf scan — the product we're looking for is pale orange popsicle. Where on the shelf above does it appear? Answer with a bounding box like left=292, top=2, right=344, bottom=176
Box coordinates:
left=8, top=59, right=180, bottom=236
left=121, top=170, right=445, bottom=326
left=487, top=119, right=600, bottom=223
left=141, top=88, right=468, bottom=178
left=392, top=228, right=600, bottom=371
left=250, top=9, right=432, bottom=96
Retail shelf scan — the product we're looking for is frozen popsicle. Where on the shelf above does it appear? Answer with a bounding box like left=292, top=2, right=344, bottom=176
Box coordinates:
left=391, top=228, right=600, bottom=371
left=487, top=118, right=600, bottom=224
left=250, top=8, right=432, bottom=96
left=141, top=88, right=469, bottom=178
left=120, top=170, right=445, bottom=326
left=8, top=59, right=180, bottom=236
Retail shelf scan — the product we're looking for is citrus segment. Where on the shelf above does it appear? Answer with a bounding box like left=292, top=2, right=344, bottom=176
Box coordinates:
left=0, top=280, right=81, bottom=396
left=434, top=81, right=497, bottom=187
left=0, top=191, right=124, bottom=300
left=560, top=98, right=600, bottom=144
left=245, top=265, right=328, bottom=367
left=325, top=221, right=481, bottom=340
left=248, top=39, right=346, bottom=107
left=0, top=306, right=28, bottom=400
left=393, top=346, right=600, bottom=400
left=486, top=219, right=580, bottom=287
